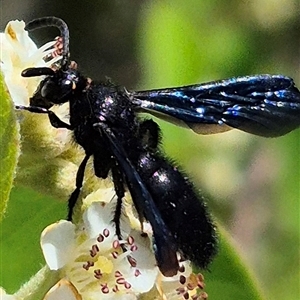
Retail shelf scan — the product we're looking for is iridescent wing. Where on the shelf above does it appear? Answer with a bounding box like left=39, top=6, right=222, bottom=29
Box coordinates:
left=132, top=75, right=300, bottom=137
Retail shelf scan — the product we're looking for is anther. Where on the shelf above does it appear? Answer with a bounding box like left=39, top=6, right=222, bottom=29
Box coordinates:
left=103, top=228, right=110, bottom=237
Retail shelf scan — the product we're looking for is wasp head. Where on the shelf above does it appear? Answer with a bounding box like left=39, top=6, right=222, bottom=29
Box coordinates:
left=21, top=16, right=84, bottom=109
left=22, top=62, right=81, bottom=108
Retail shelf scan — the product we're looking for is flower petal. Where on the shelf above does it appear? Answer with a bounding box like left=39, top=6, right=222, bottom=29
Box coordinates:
left=120, top=230, right=158, bottom=293
left=43, top=279, right=82, bottom=300
left=41, top=221, right=76, bottom=270
left=83, top=201, right=116, bottom=239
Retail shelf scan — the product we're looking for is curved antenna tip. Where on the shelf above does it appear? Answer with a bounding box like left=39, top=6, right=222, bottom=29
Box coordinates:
left=25, top=17, right=70, bottom=69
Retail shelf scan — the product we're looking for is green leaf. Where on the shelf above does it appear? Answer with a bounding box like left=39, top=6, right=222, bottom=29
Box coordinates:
left=203, top=226, right=265, bottom=300
left=0, top=186, right=65, bottom=293
left=0, top=72, right=20, bottom=221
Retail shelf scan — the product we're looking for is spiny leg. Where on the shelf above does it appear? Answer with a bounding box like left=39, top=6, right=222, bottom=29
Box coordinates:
left=111, top=164, right=125, bottom=239
left=15, top=105, right=72, bottom=129
left=67, top=154, right=90, bottom=221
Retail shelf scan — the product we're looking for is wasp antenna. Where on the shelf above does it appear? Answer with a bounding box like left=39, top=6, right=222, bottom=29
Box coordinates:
left=25, top=16, right=70, bottom=69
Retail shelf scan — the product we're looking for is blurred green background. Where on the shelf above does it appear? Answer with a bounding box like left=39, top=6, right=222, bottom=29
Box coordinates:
left=1, top=1, right=299, bottom=299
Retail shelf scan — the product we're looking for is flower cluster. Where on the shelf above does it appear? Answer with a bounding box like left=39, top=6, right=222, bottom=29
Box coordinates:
left=1, top=19, right=80, bottom=199
left=40, top=188, right=207, bottom=299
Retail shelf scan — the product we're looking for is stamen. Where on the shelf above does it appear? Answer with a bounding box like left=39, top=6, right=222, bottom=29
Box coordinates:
left=127, top=236, right=134, bottom=245
left=90, top=244, right=99, bottom=257
left=101, top=283, right=109, bottom=294
left=52, top=36, right=64, bottom=56
left=124, top=282, right=131, bottom=289
left=127, top=255, right=137, bottom=267
left=113, top=240, right=120, bottom=249
left=45, top=55, right=63, bottom=67
left=179, top=275, right=186, bottom=285
left=116, top=277, right=126, bottom=285
left=28, top=41, right=56, bottom=62
left=97, top=234, right=104, bottom=242
left=38, top=40, right=57, bottom=52
left=82, top=261, right=94, bottom=270
left=42, top=48, right=60, bottom=60
left=112, top=285, right=119, bottom=293
left=199, top=292, right=208, bottom=300
left=188, top=273, right=205, bottom=290
left=176, top=287, right=185, bottom=295
left=179, top=265, right=185, bottom=273
left=115, top=271, right=123, bottom=277
left=130, top=245, right=138, bottom=252
left=103, top=228, right=110, bottom=237
left=196, top=274, right=205, bottom=289
left=94, top=269, right=102, bottom=279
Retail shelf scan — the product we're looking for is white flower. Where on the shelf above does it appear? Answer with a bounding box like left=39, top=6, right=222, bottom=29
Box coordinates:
left=40, top=189, right=207, bottom=300
left=0, top=20, right=60, bottom=106
left=41, top=196, right=158, bottom=299
left=0, top=19, right=78, bottom=198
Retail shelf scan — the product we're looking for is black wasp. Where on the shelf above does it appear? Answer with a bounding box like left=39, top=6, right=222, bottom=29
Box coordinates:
left=16, top=17, right=300, bottom=277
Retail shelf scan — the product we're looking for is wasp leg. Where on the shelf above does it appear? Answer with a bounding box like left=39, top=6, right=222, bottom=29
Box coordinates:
left=15, top=105, right=73, bottom=130
left=67, top=154, right=90, bottom=221
left=111, top=165, right=126, bottom=240
left=138, top=119, right=161, bottom=150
